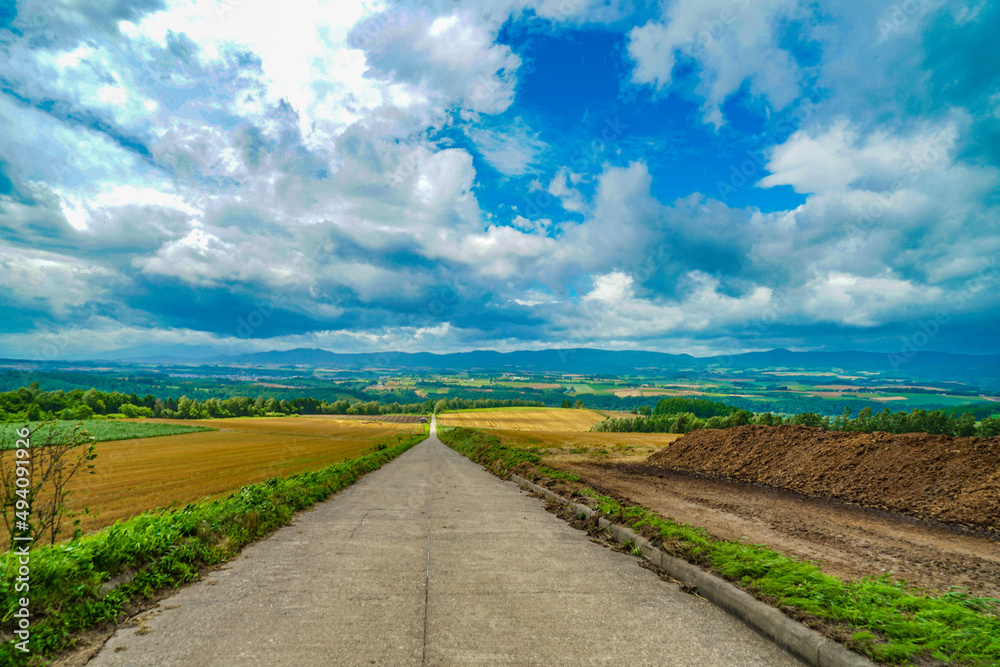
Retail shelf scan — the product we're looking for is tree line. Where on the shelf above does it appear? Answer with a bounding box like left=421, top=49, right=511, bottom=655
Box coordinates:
left=590, top=397, right=1000, bottom=438
left=0, top=383, right=548, bottom=421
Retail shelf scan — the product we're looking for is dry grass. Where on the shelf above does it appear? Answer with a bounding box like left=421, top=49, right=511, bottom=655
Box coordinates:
left=61, top=417, right=422, bottom=540
left=485, top=429, right=683, bottom=465
left=438, top=408, right=607, bottom=432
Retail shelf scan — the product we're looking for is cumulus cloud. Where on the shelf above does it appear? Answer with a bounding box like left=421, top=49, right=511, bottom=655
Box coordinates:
left=760, top=118, right=961, bottom=194
left=0, top=243, right=114, bottom=317
left=627, top=0, right=802, bottom=126
left=350, top=8, right=521, bottom=115
left=546, top=168, right=587, bottom=213
left=800, top=271, right=940, bottom=327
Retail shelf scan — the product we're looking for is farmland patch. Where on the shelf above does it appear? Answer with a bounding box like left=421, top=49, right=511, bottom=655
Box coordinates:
left=59, top=416, right=423, bottom=542
left=438, top=408, right=606, bottom=432
left=0, top=419, right=213, bottom=445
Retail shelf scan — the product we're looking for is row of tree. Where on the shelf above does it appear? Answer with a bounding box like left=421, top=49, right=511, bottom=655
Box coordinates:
left=0, top=384, right=160, bottom=421
left=591, top=399, right=1000, bottom=438
left=0, top=383, right=551, bottom=422
left=591, top=410, right=757, bottom=433
left=159, top=396, right=435, bottom=419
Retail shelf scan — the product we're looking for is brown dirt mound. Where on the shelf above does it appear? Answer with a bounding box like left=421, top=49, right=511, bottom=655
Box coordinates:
left=645, top=425, right=1000, bottom=532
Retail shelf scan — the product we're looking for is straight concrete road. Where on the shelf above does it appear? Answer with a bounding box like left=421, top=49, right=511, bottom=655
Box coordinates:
left=89, top=420, right=803, bottom=666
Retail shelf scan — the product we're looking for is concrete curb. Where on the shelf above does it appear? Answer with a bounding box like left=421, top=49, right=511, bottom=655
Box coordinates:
left=510, top=474, right=874, bottom=667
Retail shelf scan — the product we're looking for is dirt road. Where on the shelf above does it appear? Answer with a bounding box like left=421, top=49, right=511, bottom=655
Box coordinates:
left=565, top=462, right=1000, bottom=599
left=85, top=420, right=803, bottom=666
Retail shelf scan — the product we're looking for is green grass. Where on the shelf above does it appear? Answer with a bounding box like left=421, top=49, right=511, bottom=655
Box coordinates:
left=437, top=426, right=542, bottom=474
left=440, top=427, right=1000, bottom=666
left=0, top=430, right=426, bottom=665
left=539, top=466, right=581, bottom=482
left=0, top=420, right=214, bottom=446
left=587, top=383, right=626, bottom=391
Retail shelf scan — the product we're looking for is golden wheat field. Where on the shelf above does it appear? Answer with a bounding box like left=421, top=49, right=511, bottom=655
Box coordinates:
left=437, top=408, right=608, bottom=431
left=59, top=416, right=423, bottom=540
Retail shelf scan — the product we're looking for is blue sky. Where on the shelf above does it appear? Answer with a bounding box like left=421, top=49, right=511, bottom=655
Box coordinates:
left=0, top=0, right=998, bottom=360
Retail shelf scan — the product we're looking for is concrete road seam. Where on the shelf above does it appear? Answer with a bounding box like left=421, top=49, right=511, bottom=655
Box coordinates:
left=510, top=474, right=875, bottom=667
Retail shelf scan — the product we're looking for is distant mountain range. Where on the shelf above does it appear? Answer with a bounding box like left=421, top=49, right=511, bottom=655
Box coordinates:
left=178, top=347, right=1000, bottom=387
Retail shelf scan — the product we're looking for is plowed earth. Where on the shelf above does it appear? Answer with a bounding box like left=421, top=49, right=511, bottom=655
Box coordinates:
left=557, top=425, right=1000, bottom=598
left=646, top=425, right=1000, bottom=532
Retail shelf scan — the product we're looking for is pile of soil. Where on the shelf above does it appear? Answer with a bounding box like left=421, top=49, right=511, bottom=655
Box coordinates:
left=645, top=425, right=1000, bottom=532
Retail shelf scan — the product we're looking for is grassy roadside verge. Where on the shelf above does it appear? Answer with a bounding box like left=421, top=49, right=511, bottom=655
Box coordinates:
left=439, top=426, right=1000, bottom=666
left=1, top=431, right=426, bottom=665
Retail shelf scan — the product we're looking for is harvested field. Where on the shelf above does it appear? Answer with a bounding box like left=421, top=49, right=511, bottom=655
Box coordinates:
left=438, top=408, right=607, bottom=432
left=189, top=415, right=422, bottom=433
left=495, top=429, right=682, bottom=463
left=646, top=425, right=1000, bottom=532
left=286, top=414, right=427, bottom=424
left=60, top=417, right=423, bottom=541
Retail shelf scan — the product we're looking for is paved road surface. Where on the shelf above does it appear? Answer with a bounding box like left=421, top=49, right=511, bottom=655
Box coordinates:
left=89, top=419, right=803, bottom=666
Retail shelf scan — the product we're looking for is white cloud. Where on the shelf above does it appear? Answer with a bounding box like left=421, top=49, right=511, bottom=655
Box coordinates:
left=353, top=8, right=521, bottom=115
left=0, top=243, right=114, bottom=316
left=448, top=224, right=557, bottom=279
left=584, top=270, right=632, bottom=303
left=760, top=118, right=960, bottom=194
left=567, top=270, right=775, bottom=339
left=139, top=228, right=312, bottom=289
left=546, top=168, right=587, bottom=213
left=800, top=271, right=940, bottom=327
left=122, top=0, right=396, bottom=141
left=466, top=120, right=547, bottom=176
left=56, top=183, right=199, bottom=231
left=628, top=0, right=802, bottom=126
